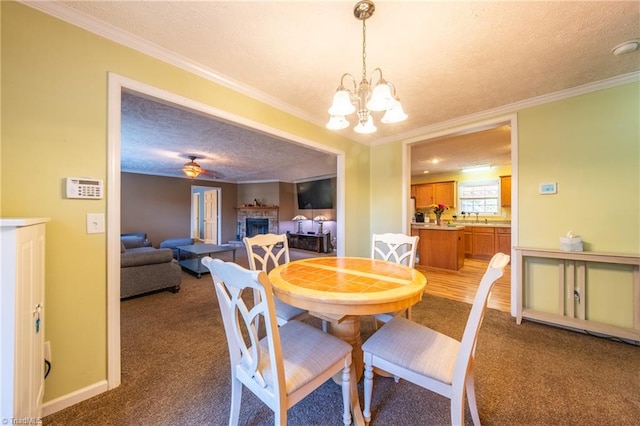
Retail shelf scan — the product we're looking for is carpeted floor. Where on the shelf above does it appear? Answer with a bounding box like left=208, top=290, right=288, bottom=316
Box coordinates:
left=43, top=249, right=640, bottom=425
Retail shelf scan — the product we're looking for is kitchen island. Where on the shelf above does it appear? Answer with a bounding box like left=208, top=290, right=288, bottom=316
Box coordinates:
left=412, top=224, right=465, bottom=270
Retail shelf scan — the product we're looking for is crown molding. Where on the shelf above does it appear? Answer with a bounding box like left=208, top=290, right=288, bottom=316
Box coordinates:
left=23, top=1, right=639, bottom=149
left=22, top=1, right=323, bottom=129
left=372, top=71, right=640, bottom=146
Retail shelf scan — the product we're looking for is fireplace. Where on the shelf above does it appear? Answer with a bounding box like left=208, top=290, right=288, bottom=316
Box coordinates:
left=246, top=218, right=269, bottom=237
left=236, top=207, right=279, bottom=240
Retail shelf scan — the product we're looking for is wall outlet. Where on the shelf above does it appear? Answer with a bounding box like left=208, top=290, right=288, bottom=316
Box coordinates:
left=44, top=341, right=52, bottom=363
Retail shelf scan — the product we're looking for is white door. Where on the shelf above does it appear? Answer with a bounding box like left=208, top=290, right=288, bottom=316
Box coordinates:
left=191, top=193, right=200, bottom=240
left=204, top=189, right=218, bottom=243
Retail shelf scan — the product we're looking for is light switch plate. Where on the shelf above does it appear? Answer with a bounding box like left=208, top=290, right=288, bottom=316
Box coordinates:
left=539, top=182, right=557, bottom=194
left=87, top=213, right=105, bottom=234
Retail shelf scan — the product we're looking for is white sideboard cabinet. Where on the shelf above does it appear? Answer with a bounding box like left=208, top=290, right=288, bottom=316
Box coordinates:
left=1, top=218, right=50, bottom=422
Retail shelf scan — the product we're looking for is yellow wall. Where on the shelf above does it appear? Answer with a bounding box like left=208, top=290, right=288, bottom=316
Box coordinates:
left=2, top=0, right=639, bottom=409
left=370, top=141, right=404, bottom=234
left=1, top=2, right=370, bottom=402
left=518, top=83, right=639, bottom=253
left=517, top=83, right=639, bottom=322
left=371, top=83, right=639, bottom=326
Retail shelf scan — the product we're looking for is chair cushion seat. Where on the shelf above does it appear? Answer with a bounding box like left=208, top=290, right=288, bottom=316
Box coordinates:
left=362, top=316, right=459, bottom=384
left=258, top=320, right=351, bottom=394
left=274, top=298, right=307, bottom=322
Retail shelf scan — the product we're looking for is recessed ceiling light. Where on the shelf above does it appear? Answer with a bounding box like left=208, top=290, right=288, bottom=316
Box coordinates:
left=431, top=159, right=440, bottom=164
left=423, top=170, right=430, bottom=174
left=462, top=165, right=491, bottom=173
left=612, top=39, right=639, bottom=56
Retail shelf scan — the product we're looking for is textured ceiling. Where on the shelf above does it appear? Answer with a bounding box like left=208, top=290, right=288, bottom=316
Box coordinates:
left=29, top=1, right=640, bottom=182
left=120, top=92, right=337, bottom=182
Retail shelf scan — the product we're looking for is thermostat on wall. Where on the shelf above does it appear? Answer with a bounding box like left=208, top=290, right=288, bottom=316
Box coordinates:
left=66, top=177, right=103, bottom=199
left=539, top=182, right=557, bottom=195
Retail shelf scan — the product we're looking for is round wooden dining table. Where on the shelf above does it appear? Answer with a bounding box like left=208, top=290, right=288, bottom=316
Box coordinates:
left=268, top=256, right=427, bottom=379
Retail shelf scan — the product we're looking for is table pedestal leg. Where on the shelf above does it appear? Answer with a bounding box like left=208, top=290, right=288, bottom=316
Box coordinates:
left=327, top=316, right=364, bottom=426
left=329, top=316, right=363, bottom=382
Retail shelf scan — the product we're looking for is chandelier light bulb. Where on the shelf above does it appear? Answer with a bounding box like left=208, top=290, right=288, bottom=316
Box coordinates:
left=326, top=115, right=350, bottom=130
left=366, top=82, right=394, bottom=112
left=328, top=90, right=356, bottom=116
left=354, top=115, right=377, bottom=134
left=381, top=99, right=408, bottom=124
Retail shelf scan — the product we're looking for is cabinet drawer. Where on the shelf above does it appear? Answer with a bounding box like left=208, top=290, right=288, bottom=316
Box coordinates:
left=472, top=226, right=495, bottom=234
left=496, top=227, right=511, bottom=234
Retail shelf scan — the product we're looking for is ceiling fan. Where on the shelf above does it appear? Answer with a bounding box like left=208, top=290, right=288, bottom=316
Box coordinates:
left=181, top=155, right=224, bottom=180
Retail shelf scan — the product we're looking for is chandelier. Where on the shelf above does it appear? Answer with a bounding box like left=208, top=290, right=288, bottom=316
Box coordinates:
left=182, top=156, right=202, bottom=178
left=326, top=0, right=407, bottom=134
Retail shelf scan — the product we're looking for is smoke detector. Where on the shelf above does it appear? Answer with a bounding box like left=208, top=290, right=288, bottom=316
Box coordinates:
left=612, top=39, right=639, bottom=56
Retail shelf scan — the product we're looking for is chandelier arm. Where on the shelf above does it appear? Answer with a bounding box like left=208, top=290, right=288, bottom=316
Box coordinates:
left=384, top=79, right=398, bottom=97
left=369, top=67, right=384, bottom=86
left=339, top=73, right=358, bottom=93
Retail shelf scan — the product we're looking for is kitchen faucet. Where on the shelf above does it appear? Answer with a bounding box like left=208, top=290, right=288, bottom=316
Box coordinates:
left=474, top=212, right=479, bottom=223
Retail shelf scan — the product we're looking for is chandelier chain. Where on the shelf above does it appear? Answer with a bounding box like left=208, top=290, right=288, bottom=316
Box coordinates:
left=361, top=18, right=367, bottom=82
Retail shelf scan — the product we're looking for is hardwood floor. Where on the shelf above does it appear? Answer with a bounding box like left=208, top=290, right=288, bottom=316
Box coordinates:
left=415, top=257, right=511, bottom=313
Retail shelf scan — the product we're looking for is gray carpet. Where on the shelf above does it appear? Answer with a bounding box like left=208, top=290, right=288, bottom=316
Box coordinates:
left=43, top=250, right=640, bottom=425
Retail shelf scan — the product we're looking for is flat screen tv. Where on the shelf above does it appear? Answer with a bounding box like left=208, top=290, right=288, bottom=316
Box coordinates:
left=296, top=178, right=335, bottom=209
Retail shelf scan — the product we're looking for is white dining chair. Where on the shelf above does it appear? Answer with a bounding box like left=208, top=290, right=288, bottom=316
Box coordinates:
left=243, top=233, right=309, bottom=326
left=371, top=233, right=419, bottom=327
left=202, top=257, right=354, bottom=426
left=362, top=252, right=510, bottom=426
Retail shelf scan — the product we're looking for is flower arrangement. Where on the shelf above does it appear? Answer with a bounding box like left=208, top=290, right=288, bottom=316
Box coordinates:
left=430, top=203, right=448, bottom=216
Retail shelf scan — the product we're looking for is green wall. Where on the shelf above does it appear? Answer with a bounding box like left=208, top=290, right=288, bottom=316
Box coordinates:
left=1, top=2, right=369, bottom=402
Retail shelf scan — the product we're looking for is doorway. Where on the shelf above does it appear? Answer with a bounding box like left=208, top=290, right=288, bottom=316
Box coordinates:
left=191, top=186, right=220, bottom=244
left=404, top=114, right=519, bottom=316
left=106, top=73, right=346, bottom=390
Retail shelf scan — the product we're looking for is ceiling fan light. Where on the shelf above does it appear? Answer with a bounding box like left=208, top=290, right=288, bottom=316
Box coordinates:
left=326, top=115, right=350, bottom=130
left=328, top=89, right=356, bottom=116
left=381, top=100, right=408, bottom=123
left=354, top=115, right=377, bottom=134
left=366, top=82, right=394, bottom=112
left=182, top=160, right=202, bottom=178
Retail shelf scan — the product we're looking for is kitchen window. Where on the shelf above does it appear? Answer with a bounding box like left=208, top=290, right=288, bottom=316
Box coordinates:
left=458, top=179, right=500, bottom=215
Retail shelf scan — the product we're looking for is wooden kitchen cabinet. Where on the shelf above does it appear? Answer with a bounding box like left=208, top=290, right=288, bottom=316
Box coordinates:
left=416, top=228, right=464, bottom=270
left=500, top=175, right=511, bottom=207
left=472, top=226, right=496, bottom=259
left=434, top=181, right=455, bottom=208
left=415, top=183, right=434, bottom=208
left=414, top=181, right=455, bottom=209
left=496, top=227, right=512, bottom=254
left=464, top=225, right=511, bottom=258
left=463, top=229, right=473, bottom=255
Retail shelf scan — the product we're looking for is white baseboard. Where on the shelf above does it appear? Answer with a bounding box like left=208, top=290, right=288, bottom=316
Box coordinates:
left=42, top=380, right=108, bottom=417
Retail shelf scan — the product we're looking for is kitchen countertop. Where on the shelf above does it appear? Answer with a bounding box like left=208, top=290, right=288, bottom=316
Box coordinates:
left=412, top=222, right=511, bottom=229
left=411, top=224, right=465, bottom=230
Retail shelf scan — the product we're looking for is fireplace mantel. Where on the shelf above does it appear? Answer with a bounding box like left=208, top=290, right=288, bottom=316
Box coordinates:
left=236, top=206, right=278, bottom=211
